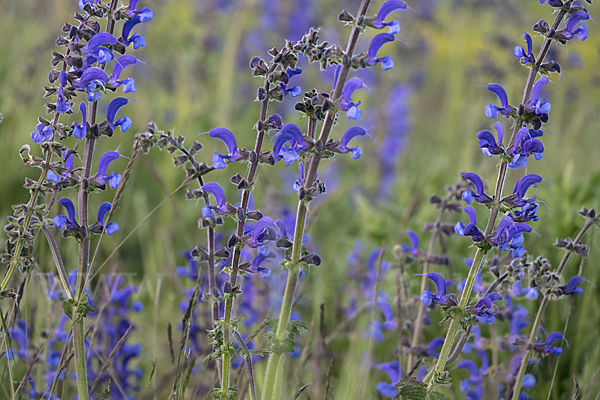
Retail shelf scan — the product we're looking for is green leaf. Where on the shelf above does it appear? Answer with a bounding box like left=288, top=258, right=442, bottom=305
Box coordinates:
left=62, top=298, right=96, bottom=321
left=396, top=378, right=450, bottom=400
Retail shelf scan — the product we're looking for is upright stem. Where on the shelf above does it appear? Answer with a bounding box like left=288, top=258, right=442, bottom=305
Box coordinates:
left=426, top=7, right=568, bottom=391
left=220, top=63, right=276, bottom=399
left=72, top=3, right=119, bottom=399
left=261, top=2, right=372, bottom=399
left=510, top=219, right=593, bottom=400
left=407, top=194, right=452, bottom=373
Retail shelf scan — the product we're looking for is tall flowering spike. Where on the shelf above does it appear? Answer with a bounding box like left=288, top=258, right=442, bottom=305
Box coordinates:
left=82, top=32, right=118, bottom=64
left=477, top=122, right=504, bottom=157
left=366, top=33, right=396, bottom=71
left=462, top=172, right=492, bottom=204
left=485, top=84, right=512, bottom=118
left=208, top=127, right=241, bottom=169
left=514, top=32, right=534, bottom=64
left=528, top=77, right=551, bottom=115
left=512, top=174, right=543, bottom=206
left=109, top=55, right=138, bottom=92
left=72, top=102, right=88, bottom=139
left=337, top=127, right=369, bottom=159
left=371, top=0, right=409, bottom=34
left=420, top=272, right=449, bottom=306
left=107, top=97, right=133, bottom=132
left=201, top=182, right=228, bottom=214
left=339, top=77, right=368, bottom=120
left=247, top=217, right=278, bottom=248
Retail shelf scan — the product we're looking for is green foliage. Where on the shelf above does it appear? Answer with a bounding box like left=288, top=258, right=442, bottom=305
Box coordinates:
left=62, top=298, right=95, bottom=322
left=396, top=378, right=450, bottom=400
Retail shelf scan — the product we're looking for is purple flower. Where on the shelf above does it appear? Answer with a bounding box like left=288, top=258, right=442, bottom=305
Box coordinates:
left=477, top=122, right=504, bottom=157
left=401, top=230, right=421, bottom=256
left=461, top=172, right=493, bottom=204
left=53, top=198, right=79, bottom=231
left=201, top=182, right=229, bottom=214
left=484, top=84, right=513, bottom=118
left=563, top=276, right=588, bottom=296
left=31, top=124, right=54, bottom=144
left=108, top=55, right=139, bottom=93
left=511, top=174, right=543, bottom=207
left=339, top=77, right=369, bottom=120
left=429, top=337, right=445, bottom=357
left=564, top=10, right=590, bottom=41
left=280, top=67, right=302, bottom=99
left=454, top=206, right=484, bottom=242
left=92, top=151, right=124, bottom=188
left=207, top=128, right=241, bottom=169
left=376, top=360, right=403, bottom=397
left=122, top=11, right=153, bottom=49
left=125, top=0, right=154, bottom=21
left=491, top=214, right=532, bottom=257
left=82, top=32, right=118, bottom=64
left=107, top=97, right=133, bottom=133
left=72, top=102, right=88, bottom=139
left=47, top=149, right=75, bottom=184
left=371, top=296, right=397, bottom=341
left=371, top=0, right=410, bottom=34
left=337, top=127, right=370, bottom=159
left=541, top=332, right=569, bottom=355
left=246, top=217, right=278, bottom=248
left=366, top=33, right=397, bottom=71
left=469, top=293, right=502, bottom=325
left=509, top=305, right=529, bottom=343
left=76, top=67, right=110, bottom=102
left=514, top=32, right=534, bottom=64
left=508, top=127, right=545, bottom=169
left=249, top=245, right=275, bottom=278
left=273, top=123, right=308, bottom=165
left=512, top=277, right=539, bottom=300
left=527, top=77, right=551, bottom=115
left=56, top=72, right=71, bottom=114
left=96, top=202, right=119, bottom=235
left=420, top=272, right=451, bottom=306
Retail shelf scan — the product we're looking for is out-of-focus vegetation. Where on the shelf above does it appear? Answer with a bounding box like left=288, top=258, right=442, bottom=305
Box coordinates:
left=0, top=0, right=598, bottom=398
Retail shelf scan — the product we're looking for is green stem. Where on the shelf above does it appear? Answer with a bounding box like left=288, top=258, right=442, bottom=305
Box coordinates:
left=72, top=307, right=88, bottom=400
left=510, top=218, right=593, bottom=400
left=261, top=202, right=307, bottom=400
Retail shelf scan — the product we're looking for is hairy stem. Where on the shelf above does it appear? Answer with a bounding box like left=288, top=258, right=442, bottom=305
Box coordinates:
left=427, top=7, right=569, bottom=392
left=261, top=1, right=372, bottom=398
left=510, top=218, right=593, bottom=400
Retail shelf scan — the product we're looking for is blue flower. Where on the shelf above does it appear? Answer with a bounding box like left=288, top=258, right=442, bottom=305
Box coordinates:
left=454, top=206, right=484, bottom=242
left=91, top=151, right=125, bottom=188
left=339, top=77, right=369, bottom=120
left=31, top=124, right=54, bottom=144
left=76, top=67, right=110, bottom=102
left=514, top=32, right=534, bottom=64
left=82, top=32, right=118, bottom=64
left=562, top=276, right=589, bottom=296
left=108, top=55, right=139, bottom=93
left=491, top=214, right=532, bottom=257
left=508, top=305, right=529, bottom=343
left=47, top=149, right=75, bottom=184
left=246, top=217, right=278, bottom=248
left=206, top=127, right=241, bottom=169
left=527, top=77, right=551, bottom=115
left=201, top=182, right=229, bottom=214
left=95, top=202, right=119, bottom=235
left=420, top=272, right=452, bottom=306
left=484, top=84, right=513, bottom=118
left=125, top=0, right=154, bottom=21
left=477, top=122, right=504, bottom=157
left=510, top=174, right=543, bottom=207
left=107, top=97, right=133, bottom=133
left=72, top=102, right=87, bottom=139
left=400, top=230, right=421, bottom=256
left=461, top=172, right=493, bottom=204
left=512, top=277, right=539, bottom=300
left=122, top=11, right=153, bottom=49
left=508, top=127, right=545, bottom=169
left=370, top=296, right=397, bottom=341
left=53, top=198, right=79, bottom=232
left=371, top=0, right=410, bottom=34
left=564, top=10, right=590, bottom=41
left=249, top=245, right=275, bottom=278
left=56, top=72, right=71, bottom=114
left=366, top=33, right=397, bottom=71
left=280, top=67, right=302, bottom=99
left=542, top=332, right=569, bottom=355
left=376, top=360, right=403, bottom=397
left=468, top=293, right=502, bottom=325
left=337, top=127, right=371, bottom=159
left=273, top=123, right=308, bottom=165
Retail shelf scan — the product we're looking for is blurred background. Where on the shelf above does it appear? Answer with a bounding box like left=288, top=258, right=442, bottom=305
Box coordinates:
left=0, top=0, right=599, bottom=398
